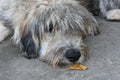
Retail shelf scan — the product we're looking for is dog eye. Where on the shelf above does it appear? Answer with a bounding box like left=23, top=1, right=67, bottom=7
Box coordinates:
left=49, top=23, right=53, bottom=33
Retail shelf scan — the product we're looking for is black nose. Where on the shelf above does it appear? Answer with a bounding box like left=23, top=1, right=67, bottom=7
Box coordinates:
left=65, top=49, right=81, bottom=63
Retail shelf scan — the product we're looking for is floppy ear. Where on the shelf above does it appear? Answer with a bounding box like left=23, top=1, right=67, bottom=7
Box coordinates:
left=17, top=18, right=41, bottom=59
left=21, top=32, right=39, bottom=59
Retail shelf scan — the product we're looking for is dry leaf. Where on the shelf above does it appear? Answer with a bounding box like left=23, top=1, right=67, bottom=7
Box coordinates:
left=69, top=64, right=88, bottom=70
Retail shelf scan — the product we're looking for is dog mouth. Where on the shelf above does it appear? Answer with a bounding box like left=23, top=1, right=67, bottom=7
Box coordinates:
left=39, top=36, right=84, bottom=67
left=39, top=55, right=83, bottom=68
left=39, top=59, right=74, bottom=67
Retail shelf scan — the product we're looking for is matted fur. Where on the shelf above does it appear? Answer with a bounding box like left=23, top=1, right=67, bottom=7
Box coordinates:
left=0, top=0, right=99, bottom=66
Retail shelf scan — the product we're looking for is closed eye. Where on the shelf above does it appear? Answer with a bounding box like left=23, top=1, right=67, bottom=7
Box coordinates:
left=49, top=22, right=53, bottom=33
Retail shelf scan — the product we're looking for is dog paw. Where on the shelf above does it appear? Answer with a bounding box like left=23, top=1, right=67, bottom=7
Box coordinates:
left=106, top=9, right=120, bottom=20
left=0, top=23, right=11, bottom=42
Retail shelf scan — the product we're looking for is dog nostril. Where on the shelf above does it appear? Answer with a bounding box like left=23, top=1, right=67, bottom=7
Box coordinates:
left=65, top=49, right=81, bottom=63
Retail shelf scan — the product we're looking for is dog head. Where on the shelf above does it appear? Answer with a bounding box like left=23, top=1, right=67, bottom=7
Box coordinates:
left=13, top=0, right=99, bottom=66
left=39, top=30, right=88, bottom=66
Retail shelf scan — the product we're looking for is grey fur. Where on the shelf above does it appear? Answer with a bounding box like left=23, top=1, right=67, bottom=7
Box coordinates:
left=0, top=0, right=99, bottom=66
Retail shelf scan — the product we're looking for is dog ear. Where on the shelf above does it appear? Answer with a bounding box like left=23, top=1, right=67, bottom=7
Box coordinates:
left=20, top=18, right=40, bottom=59
left=21, top=32, right=39, bottom=59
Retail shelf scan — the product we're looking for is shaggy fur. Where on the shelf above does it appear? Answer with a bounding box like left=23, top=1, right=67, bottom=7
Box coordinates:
left=0, top=0, right=99, bottom=66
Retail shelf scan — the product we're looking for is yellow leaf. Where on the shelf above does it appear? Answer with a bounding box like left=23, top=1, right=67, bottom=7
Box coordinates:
left=69, top=64, right=88, bottom=70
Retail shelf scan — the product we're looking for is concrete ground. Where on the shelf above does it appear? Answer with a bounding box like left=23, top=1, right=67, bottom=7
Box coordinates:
left=0, top=17, right=120, bottom=80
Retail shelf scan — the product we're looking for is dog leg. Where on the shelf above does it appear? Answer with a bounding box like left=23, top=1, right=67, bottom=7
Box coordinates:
left=0, top=22, right=11, bottom=42
left=106, top=9, right=120, bottom=20
left=99, top=0, right=108, bottom=17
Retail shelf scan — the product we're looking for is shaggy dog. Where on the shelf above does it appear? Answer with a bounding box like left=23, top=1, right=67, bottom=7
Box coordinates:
left=0, top=0, right=100, bottom=66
